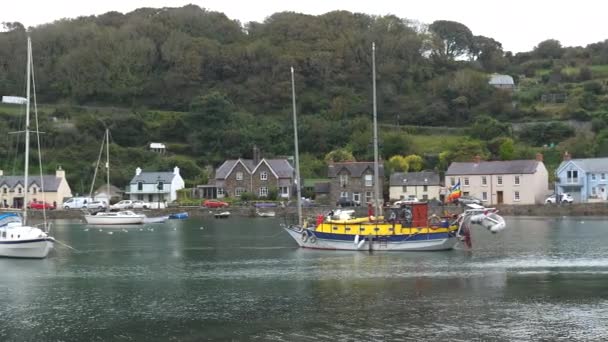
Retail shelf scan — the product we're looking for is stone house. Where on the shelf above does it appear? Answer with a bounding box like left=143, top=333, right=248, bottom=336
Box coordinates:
left=327, top=162, right=384, bottom=205
left=0, top=167, right=73, bottom=208
left=445, top=154, right=548, bottom=205
left=389, top=171, right=441, bottom=201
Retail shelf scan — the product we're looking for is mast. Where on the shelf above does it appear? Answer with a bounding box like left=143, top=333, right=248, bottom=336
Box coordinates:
left=23, top=37, right=32, bottom=225
left=291, top=67, right=302, bottom=226
left=105, top=128, right=110, bottom=210
left=372, top=42, right=382, bottom=217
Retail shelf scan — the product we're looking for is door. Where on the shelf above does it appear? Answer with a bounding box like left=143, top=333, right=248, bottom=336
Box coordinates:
left=497, top=191, right=503, bottom=204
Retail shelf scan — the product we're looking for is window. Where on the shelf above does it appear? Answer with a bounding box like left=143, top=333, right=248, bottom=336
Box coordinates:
left=567, top=170, right=578, bottom=183
left=482, top=176, right=487, bottom=186
left=137, top=182, right=143, bottom=191
left=402, top=186, right=407, bottom=192
left=364, top=174, right=373, bottom=187
left=260, top=171, right=268, bottom=181
left=17, top=187, right=22, bottom=194
left=514, top=176, right=520, bottom=185
left=137, top=194, right=144, bottom=200
left=423, top=185, right=428, bottom=192
left=514, top=191, right=520, bottom=201
left=32, top=187, right=37, bottom=194
left=280, top=187, right=289, bottom=196
left=157, top=181, right=164, bottom=191
left=259, top=187, right=268, bottom=197
left=422, top=194, right=428, bottom=200
left=497, top=176, right=503, bottom=185
left=340, top=192, right=348, bottom=198
left=592, top=187, right=597, bottom=196
left=365, top=191, right=372, bottom=203
left=148, top=194, right=154, bottom=202
left=592, top=173, right=596, bottom=181
left=339, top=174, right=349, bottom=187
left=236, top=172, right=243, bottom=181
left=217, top=188, right=224, bottom=196
left=482, top=192, right=488, bottom=201
left=353, top=192, right=361, bottom=203
left=235, top=188, right=245, bottom=196
left=450, top=177, right=455, bottom=186
left=464, top=177, right=469, bottom=186
left=602, top=174, right=606, bottom=180
left=463, top=192, right=470, bottom=196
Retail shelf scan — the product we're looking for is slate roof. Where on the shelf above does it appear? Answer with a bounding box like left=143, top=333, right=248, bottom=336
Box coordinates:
left=215, top=158, right=293, bottom=179
left=488, top=74, right=515, bottom=85
left=560, top=158, right=608, bottom=173
left=327, top=162, right=385, bottom=178
left=446, top=160, right=540, bottom=175
left=130, top=172, right=175, bottom=184
left=0, top=175, right=61, bottom=192
left=390, top=171, right=441, bottom=186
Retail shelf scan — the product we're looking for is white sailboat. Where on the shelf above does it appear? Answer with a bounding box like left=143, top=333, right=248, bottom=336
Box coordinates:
left=84, top=129, right=145, bottom=225
left=0, top=37, right=55, bottom=258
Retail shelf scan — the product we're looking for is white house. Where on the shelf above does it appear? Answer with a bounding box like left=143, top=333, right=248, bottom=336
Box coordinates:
left=488, top=74, right=515, bottom=91
left=127, top=166, right=185, bottom=206
left=149, top=143, right=166, bottom=154
left=389, top=171, right=442, bottom=201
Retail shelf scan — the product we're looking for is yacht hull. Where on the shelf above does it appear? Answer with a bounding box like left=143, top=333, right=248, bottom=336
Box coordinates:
left=84, top=215, right=145, bottom=225
left=0, top=238, right=54, bottom=258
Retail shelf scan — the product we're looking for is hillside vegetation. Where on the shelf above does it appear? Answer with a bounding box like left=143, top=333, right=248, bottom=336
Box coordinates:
left=1, top=5, right=608, bottom=194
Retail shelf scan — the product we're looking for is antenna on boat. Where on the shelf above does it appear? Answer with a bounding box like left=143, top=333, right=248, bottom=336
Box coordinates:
left=291, top=66, right=303, bottom=226
left=372, top=42, right=382, bottom=217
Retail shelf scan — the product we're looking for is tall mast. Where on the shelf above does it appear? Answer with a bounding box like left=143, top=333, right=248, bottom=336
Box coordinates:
left=105, top=128, right=110, bottom=210
left=291, top=67, right=302, bottom=226
left=372, top=42, right=382, bottom=217
left=23, top=37, right=32, bottom=225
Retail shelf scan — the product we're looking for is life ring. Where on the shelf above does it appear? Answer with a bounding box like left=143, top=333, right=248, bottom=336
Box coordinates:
left=309, top=235, right=317, bottom=244
left=301, top=231, right=309, bottom=242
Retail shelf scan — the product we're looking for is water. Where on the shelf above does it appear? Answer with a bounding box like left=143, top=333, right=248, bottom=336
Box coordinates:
left=1, top=216, right=608, bottom=341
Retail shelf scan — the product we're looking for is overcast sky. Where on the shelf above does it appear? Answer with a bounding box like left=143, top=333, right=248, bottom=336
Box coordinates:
left=2, top=0, right=606, bottom=53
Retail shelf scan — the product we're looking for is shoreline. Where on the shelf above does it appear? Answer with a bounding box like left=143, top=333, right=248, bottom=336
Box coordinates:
left=13, top=202, right=608, bottom=220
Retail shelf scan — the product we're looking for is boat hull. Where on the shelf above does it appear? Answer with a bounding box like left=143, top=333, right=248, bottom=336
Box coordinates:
left=84, top=215, right=145, bottom=225
left=284, top=226, right=457, bottom=251
left=0, top=238, right=54, bottom=258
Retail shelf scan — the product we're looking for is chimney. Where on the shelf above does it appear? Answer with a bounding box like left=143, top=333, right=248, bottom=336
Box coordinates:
left=55, top=165, right=65, bottom=178
left=473, top=155, right=481, bottom=164
left=563, top=151, right=571, bottom=161
left=136, top=167, right=142, bottom=176
left=536, top=153, right=543, bottom=162
left=0, top=169, right=3, bottom=176
left=253, top=145, right=260, bottom=165
left=173, top=166, right=180, bottom=175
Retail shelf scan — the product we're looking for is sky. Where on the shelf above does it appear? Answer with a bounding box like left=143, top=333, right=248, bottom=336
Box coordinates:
left=1, top=0, right=606, bottom=53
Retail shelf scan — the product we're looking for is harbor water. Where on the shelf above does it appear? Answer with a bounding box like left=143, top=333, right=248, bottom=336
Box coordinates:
left=1, top=216, right=607, bottom=341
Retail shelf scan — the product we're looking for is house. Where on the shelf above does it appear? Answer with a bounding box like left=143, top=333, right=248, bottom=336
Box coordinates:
left=445, top=154, right=548, bottom=205
left=488, top=73, right=515, bottom=91
left=214, top=147, right=295, bottom=199
left=149, top=143, right=166, bottom=154
left=327, top=161, right=384, bottom=205
left=555, top=152, right=608, bottom=203
left=389, top=171, right=441, bottom=202
left=93, top=184, right=124, bottom=202
left=127, top=166, right=185, bottom=206
left=0, top=166, right=73, bottom=208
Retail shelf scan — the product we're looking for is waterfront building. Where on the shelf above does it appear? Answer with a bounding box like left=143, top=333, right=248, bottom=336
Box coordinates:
left=127, top=166, right=185, bottom=205
left=555, top=152, right=608, bottom=203
left=389, top=171, right=441, bottom=202
left=0, top=166, right=73, bottom=208
left=327, top=161, right=384, bottom=206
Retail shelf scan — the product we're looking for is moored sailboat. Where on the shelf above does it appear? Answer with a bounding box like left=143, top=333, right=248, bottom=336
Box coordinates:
left=0, top=37, right=55, bottom=258
left=283, top=43, right=507, bottom=251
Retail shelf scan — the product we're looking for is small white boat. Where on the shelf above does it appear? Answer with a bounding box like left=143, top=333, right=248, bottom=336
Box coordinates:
left=143, top=215, right=169, bottom=224
left=84, top=210, right=145, bottom=225
left=214, top=211, right=230, bottom=219
left=256, top=210, right=276, bottom=217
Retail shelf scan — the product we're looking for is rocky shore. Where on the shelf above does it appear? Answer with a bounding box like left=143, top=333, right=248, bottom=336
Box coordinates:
left=16, top=202, right=608, bottom=221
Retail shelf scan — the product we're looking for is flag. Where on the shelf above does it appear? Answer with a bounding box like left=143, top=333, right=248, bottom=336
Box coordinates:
left=446, top=181, right=461, bottom=203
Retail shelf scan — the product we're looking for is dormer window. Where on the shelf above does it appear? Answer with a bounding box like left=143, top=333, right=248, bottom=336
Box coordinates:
left=17, top=187, right=22, bottom=194
left=339, top=174, right=348, bottom=187
left=137, top=182, right=143, bottom=191
left=260, top=171, right=268, bottom=181
left=364, top=174, right=373, bottom=187
left=32, top=187, right=37, bottom=194
left=2, top=187, right=6, bottom=194
left=236, top=172, right=243, bottom=181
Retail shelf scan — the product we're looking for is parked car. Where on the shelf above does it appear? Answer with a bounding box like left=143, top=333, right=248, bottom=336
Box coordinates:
left=393, top=196, right=420, bottom=207
left=545, top=193, right=574, bottom=204
left=28, top=201, right=55, bottom=210
left=132, top=200, right=151, bottom=209
left=336, top=197, right=360, bottom=207
left=84, top=200, right=108, bottom=209
left=456, top=196, right=482, bottom=205
left=63, top=197, right=94, bottom=209
left=111, top=200, right=135, bottom=210
left=202, top=199, right=229, bottom=208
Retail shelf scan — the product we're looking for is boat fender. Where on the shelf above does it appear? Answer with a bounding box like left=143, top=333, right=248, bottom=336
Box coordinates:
left=309, top=235, right=317, bottom=244
left=357, top=237, right=366, bottom=249
left=301, top=231, right=309, bottom=242
left=354, top=234, right=360, bottom=245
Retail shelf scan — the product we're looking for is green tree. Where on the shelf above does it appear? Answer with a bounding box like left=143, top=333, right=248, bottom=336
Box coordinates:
left=324, top=149, right=356, bottom=163
left=404, top=154, right=424, bottom=171
left=428, top=20, right=473, bottom=60
left=498, top=138, right=515, bottom=160
left=388, top=155, right=409, bottom=172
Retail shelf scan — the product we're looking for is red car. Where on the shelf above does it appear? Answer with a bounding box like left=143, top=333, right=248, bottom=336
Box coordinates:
left=28, top=201, right=55, bottom=210
left=202, top=199, right=229, bottom=208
